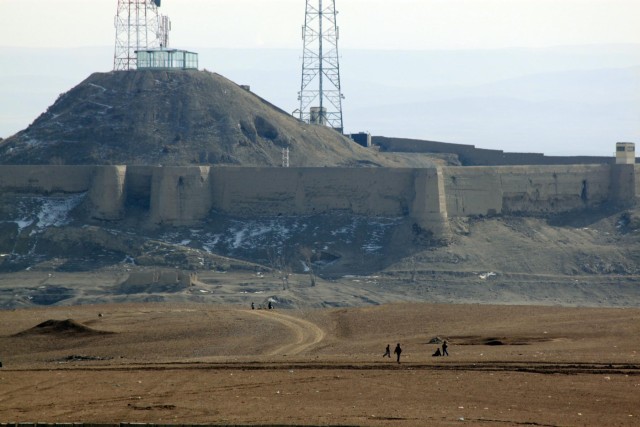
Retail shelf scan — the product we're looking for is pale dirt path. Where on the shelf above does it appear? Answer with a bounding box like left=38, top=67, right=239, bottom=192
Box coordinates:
left=246, top=309, right=325, bottom=356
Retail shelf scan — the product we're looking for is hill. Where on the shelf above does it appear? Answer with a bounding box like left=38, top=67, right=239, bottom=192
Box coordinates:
left=2, top=45, right=639, bottom=157
left=0, top=69, right=439, bottom=167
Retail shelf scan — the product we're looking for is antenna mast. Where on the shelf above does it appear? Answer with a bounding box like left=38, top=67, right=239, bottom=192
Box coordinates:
left=159, top=14, right=171, bottom=48
left=113, top=0, right=164, bottom=71
left=298, top=0, right=344, bottom=132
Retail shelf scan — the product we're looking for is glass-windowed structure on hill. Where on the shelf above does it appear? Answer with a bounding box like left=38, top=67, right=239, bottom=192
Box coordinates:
left=136, top=48, right=198, bottom=70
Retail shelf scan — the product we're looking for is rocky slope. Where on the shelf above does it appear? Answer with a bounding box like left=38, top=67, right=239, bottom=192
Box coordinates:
left=0, top=70, right=441, bottom=167
left=1, top=187, right=639, bottom=308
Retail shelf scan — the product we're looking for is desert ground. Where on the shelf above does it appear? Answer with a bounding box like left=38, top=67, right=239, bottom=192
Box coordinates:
left=0, top=302, right=638, bottom=427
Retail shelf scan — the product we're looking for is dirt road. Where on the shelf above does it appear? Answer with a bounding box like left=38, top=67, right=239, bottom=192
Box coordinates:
left=247, top=309, right=326, bottom=356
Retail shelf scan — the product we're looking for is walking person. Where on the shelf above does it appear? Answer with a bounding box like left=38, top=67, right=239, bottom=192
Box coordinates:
left=393, top=343, right=402, bottom=364
left=442, top=340, right=449, bottom=356
left=383, top=344, right=391, bottom=358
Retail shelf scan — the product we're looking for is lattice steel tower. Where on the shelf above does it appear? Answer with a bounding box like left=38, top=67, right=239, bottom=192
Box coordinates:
left=113, top=0, right=166, bottom=71
left=298, top=0, right=344, bottom=132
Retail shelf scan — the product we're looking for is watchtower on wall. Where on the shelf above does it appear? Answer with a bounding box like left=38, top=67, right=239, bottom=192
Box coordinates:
left=616, top=142, right=636, bottom=165
left=611, top=142, right=637, bottom=206
left=298, top=0, right=345, bottom=133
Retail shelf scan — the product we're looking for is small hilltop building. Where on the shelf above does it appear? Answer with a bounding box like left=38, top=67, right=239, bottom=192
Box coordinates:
left=136, top=48, right=199, bottom=70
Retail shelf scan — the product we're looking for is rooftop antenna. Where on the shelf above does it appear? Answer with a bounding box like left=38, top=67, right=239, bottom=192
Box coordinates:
left=159, top=14, right=171, bottom=49
left=113, top=0, right=164, bottom=70
left=298, top=0, right=345, bottom=133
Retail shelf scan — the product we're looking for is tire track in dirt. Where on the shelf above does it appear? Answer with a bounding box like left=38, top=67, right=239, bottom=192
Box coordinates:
left=5, top=362, right=640, bottom=375
left=246, top=310, right=325, bottom=356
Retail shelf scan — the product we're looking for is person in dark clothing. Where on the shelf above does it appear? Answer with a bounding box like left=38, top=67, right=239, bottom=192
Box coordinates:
left=251, top=302, right=255, bottom=310
left=442, top=340, right=449, bottom=356
left=383, top=344, right=391, bottom=358
left=268, top=301, right=273, bottom=310
left=393, top=343, right=402, bottom=363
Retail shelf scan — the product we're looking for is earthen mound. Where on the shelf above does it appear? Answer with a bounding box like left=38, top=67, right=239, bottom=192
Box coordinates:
left=451, top=335, right=554, bottom=346
left=13, top=319, right=112, bottom=337
left=0, top=70, right=392, bottom=167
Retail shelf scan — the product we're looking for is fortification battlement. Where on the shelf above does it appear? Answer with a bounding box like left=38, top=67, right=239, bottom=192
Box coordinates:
left=0, top=164, right=636, bottom=240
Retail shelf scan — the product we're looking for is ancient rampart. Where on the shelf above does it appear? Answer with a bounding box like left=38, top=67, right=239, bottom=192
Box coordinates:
left=373, top=136, right=618, bottom=166
left=0, top=165, right=95, bottom=193
left=0, top=164, right=636, bottom=240
left=443, top=165, right=612, bottom=216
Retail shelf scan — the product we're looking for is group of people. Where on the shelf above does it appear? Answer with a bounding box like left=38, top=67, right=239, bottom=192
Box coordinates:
left=383, top=340, right=449, bottom=363
left=432, top=340, right=449, bottom=357
left=382, top=343, right=403, bottom=363
left=251, top=301, right=273, bottom=310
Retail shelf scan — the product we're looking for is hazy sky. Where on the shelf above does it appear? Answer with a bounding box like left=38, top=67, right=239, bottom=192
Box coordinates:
left=1, top=0, right=639, bottom=50
left=1, top=0, right=639, bottom=155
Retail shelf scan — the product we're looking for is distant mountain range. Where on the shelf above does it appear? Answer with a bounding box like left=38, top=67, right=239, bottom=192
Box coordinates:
left=1, top=44, right=638, bottom=156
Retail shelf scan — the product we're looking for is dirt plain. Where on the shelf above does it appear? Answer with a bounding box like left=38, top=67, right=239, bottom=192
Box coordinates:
left=0, top=302, right=639, bottom=427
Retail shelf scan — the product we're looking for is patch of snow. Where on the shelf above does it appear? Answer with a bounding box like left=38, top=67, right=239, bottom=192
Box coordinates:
left=25, top=137, right=43, bottom=147
left=88, top=101, right=113, bottom=110
left=230, top=228, right=248, bottom=249
left=88, top=83, right=107, bottom=92
left=35, top=193, right=85, bottom=228
left=362, top=243, right=383, bottom=253
left=201, top=234, right=222, bottom=252
left=16, top=219, right=33, bottom=231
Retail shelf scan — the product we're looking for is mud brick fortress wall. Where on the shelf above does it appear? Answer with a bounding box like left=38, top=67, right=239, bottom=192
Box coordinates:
left=0, top=163, right=636, bottom=241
